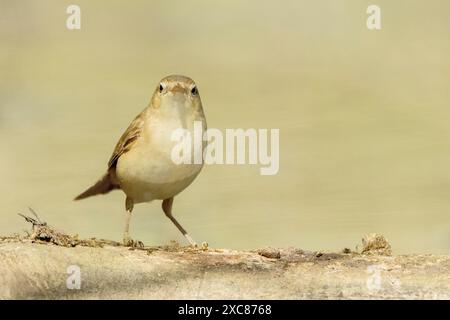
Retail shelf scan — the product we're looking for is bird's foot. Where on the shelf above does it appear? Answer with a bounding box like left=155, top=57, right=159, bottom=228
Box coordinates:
left=187, top=241, right=209, bottom=251
left=199, top=241, right=209, bottom=250
left=123, top=235, right=144, bottom=248
left=183, top=236, right=209, bottom=251
left=184, top=233, right=198, bottom=247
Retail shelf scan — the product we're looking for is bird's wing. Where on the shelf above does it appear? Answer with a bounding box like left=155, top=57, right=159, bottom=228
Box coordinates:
left=108, top=111, right=145, bottom=169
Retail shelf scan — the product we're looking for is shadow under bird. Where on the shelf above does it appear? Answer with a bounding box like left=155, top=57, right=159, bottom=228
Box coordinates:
left=75, top=75, right=207, bottom=246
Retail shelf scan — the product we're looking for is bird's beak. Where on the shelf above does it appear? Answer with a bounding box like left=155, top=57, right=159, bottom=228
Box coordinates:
left=170, top=85, right=186, bottom=94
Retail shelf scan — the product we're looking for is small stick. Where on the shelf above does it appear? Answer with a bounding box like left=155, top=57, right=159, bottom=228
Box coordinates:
left=18, top=207, right=47, bottom=229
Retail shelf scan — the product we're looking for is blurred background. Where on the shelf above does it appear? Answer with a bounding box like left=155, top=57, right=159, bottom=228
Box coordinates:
left=1, top=0, right=449, bottom=253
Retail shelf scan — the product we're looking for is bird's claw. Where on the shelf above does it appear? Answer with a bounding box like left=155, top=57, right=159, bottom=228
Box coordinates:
left=123, top=235, right=144, bottom=248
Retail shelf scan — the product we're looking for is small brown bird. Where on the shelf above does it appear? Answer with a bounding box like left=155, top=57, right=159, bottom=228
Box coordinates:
left=75, top=75, right=206, bottom=246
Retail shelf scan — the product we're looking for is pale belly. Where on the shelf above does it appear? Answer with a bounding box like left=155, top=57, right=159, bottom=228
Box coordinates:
left=116, top=117, right=205, bottom=203
left=117, top=159, right=202, bottom=203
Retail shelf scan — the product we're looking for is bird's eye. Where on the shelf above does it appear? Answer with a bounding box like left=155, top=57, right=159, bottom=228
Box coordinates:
left=191, top=86, right=198, bottom=96
left=159, top=84, right=164, bottom=92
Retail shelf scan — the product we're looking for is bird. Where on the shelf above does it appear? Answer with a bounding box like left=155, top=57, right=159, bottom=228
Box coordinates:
left=74, top=75, right=206, bottom=247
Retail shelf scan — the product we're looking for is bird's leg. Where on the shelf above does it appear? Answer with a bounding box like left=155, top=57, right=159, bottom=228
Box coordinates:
left=162, top=197, right=197, bottom=247
left=123, top=209, right=133, bottom=246
left=123, top=197, right=143, bottom=247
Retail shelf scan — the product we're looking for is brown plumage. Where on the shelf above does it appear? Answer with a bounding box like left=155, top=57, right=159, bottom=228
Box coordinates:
left=74, top=170, right=119, bottom=200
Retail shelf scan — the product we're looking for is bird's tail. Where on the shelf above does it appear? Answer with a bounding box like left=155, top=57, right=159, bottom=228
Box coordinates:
left=74, top=172, right=119, bottom=201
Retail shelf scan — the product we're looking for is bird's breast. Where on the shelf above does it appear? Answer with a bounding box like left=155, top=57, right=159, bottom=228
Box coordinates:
left=116, top=110, right=206, bottom=202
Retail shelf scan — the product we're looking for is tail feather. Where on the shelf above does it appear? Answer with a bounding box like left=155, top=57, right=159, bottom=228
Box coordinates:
left=74, top=172, right=119, bottom=201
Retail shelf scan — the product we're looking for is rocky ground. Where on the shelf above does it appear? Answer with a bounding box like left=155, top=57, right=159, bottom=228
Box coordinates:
left=0, top=211, right=448, bottom=299
left=0, top=239, right=449, bottom=299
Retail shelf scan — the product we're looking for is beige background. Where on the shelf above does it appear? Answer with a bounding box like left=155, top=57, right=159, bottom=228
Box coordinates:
left=1, top=0, right=449, bottom=253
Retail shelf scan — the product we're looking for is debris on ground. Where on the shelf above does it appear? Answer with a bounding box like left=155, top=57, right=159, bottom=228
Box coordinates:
left=361, top=233, right=392, bottom=256
left=11, top=208, right=122, bottom=248
left=5, top=209, right=393, bottom=260
left=257, top=247, right=281, bottom=259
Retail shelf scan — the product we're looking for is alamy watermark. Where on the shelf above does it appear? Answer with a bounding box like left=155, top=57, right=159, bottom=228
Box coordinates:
left=66, top=265, right=81, bottom=290
left=366, top=264, right=401, bottom=293
left=367, top=5, right=381, bottom=30
left=170, top=122, right=280, bottom=176
left=66, top=5, right=81, bottom=30
left=65, top=4, right=383, bottom=33
left=63, top=3, right=384, bottom=175
left=66, top=4, right=382, bottom=31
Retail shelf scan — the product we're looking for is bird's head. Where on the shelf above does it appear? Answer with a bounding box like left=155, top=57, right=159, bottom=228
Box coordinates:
left=150, top=75, right=203, bottom=113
